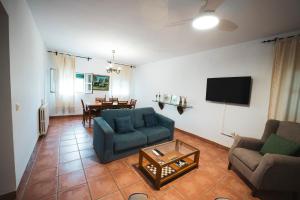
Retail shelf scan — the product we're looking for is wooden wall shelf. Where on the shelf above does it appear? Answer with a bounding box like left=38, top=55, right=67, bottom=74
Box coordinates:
left=152, top=100, right=192, bottom=115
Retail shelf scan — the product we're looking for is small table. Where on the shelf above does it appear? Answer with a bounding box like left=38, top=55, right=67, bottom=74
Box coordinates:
left=139, top=139, right=200, bottom=189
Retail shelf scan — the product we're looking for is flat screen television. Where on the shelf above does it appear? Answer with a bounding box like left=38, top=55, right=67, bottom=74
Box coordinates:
left=206, top=76, right=252, bottom=105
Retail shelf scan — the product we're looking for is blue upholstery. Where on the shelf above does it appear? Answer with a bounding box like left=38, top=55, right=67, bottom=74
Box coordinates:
left=144, top=113, right=159, bottom=127
left=137, top=126, right=171, bottom=144
left=115, top=116, right=134, bottom=133
left=93, top=107, right=175, bottom=163
left=114, top=131, right=147, bottom=152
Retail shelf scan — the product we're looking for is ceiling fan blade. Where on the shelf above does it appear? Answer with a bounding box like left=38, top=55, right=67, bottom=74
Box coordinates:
left=204, top=0, right=224, bottom=11
left=218, top=19, right=238, bottom=32
left=165, top=18, right=193, bottom=27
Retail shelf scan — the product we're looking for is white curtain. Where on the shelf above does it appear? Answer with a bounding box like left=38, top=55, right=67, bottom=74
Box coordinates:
left=110, top=64, right=132, bottom=100
left=268, top=36, right=300, bottom=122
left=52, top=54, right=76, bottom=114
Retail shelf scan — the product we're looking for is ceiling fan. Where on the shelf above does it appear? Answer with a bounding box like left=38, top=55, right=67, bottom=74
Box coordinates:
left=166, top=0, right=238, bottom=31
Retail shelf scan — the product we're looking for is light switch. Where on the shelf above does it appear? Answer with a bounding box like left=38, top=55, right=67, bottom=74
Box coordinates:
left=15, top=103, right=20, bottom=111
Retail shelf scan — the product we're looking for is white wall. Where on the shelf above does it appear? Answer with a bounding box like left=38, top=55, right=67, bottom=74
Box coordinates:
left=49, top=57, right=134, bottom=116
left=0, top=2, right=16, bottom=195
left=133, top=40, right=274, bottom=147
left=1, top=0, right=48, bottom=187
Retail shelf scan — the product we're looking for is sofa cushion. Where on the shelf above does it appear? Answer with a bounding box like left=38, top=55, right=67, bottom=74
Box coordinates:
left=113, top=131, right=147, bottom=152
left=115, top=116, right=134, bottom=134
left=133, top=107, right=155, bottom=128
left=233, top=148, right=263, bottom=171
left=137, top=126, right=171, bottom=144
left=277, top=121, right=300, bottom=144
left=102, top=109, right=134, bottom=131
left=144, top=113, right=158, bottom=127
left=260, top=134, right=300, bottom=156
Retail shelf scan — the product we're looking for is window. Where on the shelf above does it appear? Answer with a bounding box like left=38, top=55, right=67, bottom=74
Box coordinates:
left=75, top=73, right=84, bottom=93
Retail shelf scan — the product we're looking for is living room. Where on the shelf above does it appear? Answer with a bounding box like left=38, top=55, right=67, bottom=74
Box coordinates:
left=0, top=0, right=300, bottom=200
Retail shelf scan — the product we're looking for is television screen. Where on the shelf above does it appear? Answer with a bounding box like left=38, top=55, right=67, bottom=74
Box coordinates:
left=206, top=76, right=252, bottom=105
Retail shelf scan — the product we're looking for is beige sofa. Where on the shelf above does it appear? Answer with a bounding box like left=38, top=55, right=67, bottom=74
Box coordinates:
left=228, top=120, right=300, bottom=198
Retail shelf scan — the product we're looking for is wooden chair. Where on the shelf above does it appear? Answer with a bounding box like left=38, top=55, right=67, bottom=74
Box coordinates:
left=95, top=97, right=106, bottom=102
left=118, top=100, right=130, bottom=109
left=130, top=99, right=137, bottom=109
left=81, top=99, right=97, bottom=127
left=109, top=97, right=119, bottom=103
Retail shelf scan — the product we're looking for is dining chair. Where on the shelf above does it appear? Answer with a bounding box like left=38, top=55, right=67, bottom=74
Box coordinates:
left=95, top=97, right=106, bottom=102
left=109, top=97, right=119, bottom=103
left=81, top=99, right=98, bottom=127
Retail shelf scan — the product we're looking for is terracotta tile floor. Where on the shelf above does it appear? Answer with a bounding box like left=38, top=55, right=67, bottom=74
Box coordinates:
left=17, top=117, right=293, bottom=200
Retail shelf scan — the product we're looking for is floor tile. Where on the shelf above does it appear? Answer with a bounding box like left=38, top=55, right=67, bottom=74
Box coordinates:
left=60, top=139, right=77, bottom=146
left=59, top=159, right=83, bottom=175
left=59, top=169, right=86, bottom=191
left=23, top=178, right=57, bottom=200
left=120, top=181, right=156, bottom=200
left=81, top=155, right=101, bottom=168
left=84, top=165, right=110, bottom=179
left=60, top=151, right=80, bottom=163
left=76, top=137, right=91, bottom=144
left=88, top=175, right=118, bottom=200
left=60, top=135, right=76, bottom=141
left=80, top=149, right=96, bottom=158
left=58, top=184, right=91, bottom=200
left=78, top=142, right=93, bottom=150
left=106, top=160, right=129, bottom=172
left=28, top=167, right=58, bottom=185
left=99, top=191, right=124, bottom=200
left=60, top=145, right=78, bottom=154
left=112, top=168, right=141, bottom=188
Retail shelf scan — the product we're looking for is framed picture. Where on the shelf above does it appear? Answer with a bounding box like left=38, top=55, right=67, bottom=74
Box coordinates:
left=162, top=94, right=172, bottom=103
left=92, top=74, right=110, bottom=91
left=171, top=95, right=180, bottom=105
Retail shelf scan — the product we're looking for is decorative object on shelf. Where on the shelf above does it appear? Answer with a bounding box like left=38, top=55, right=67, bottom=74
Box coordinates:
left=153, top=95, right=192, bottom=115
left=162, top=94, right=172, bottom=103
left=107, top=50, right=122, bottom=74
left=171, top=95, right=180, bottom=105
left=92, top=74, right=110, bottom=91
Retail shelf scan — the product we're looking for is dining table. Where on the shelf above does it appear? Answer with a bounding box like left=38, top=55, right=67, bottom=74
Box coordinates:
left=84, top=101, right=133, bottom=127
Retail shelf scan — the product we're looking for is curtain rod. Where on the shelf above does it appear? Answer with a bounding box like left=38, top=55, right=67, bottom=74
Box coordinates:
left=262, top=34, right=300, bottom=43
left=107, top=60, right=135, bottom=68
left=48, top=50, right=92, bottom=61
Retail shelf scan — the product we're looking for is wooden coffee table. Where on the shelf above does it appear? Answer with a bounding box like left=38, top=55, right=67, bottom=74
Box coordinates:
left=138, top=139, right=200, bottom=189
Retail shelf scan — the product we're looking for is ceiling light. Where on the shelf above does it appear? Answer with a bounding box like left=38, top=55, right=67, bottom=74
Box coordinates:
left=192, top=14, right=219, bottom=30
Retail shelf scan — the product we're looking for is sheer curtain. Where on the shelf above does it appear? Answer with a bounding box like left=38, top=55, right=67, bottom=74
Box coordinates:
left=52, top=54, right=76, bottom=114
left=110, top=64, right=132, bottom=100
left=268, top=36, right=300, bottom=122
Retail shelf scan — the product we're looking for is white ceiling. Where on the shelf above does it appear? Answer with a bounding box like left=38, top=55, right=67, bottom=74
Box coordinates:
left=27, top=0, right=300, bottom=65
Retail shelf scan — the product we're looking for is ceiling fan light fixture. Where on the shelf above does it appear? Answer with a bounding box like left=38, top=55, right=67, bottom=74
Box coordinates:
left=192, top=14, right=219, bottom=30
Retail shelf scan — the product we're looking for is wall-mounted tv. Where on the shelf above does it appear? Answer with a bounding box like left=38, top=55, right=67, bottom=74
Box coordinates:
left=206, top=76, right=252, bottom=105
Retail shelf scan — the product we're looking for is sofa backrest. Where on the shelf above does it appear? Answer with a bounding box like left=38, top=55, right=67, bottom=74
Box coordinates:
left=262, top=119, right=300, bottom=144
left=101, top=107, right=156, bottom=130
left=277, top=121, right=300, bottom=144
left=102, top=109, right=134, bottom=130
left=133, top=107, right=155, bottom=128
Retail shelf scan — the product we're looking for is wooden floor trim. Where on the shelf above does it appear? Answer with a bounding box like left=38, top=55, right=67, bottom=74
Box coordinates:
left=0, top=191, right=16, bottom=200
left=175, top=128, right=230, bottom=150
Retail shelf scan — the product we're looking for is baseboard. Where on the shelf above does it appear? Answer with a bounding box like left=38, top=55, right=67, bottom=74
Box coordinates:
left=0, top=191, right=16, bottom=200
left=175, top=128, right=230, bottom=150
left=50, top=114, right=82, bottom=119
left=15, top=138, right=42, bottom=200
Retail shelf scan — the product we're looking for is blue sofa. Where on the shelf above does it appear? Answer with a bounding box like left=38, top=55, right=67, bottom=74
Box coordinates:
left=93, top=107, right=175, bottom=163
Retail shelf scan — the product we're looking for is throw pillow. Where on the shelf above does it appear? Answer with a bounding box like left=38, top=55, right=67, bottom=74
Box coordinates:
left=260, top=134, right=300, bottom=155
left=115, top=116, right=134, bottom=133
left=144, top=113, right=158, bottom=127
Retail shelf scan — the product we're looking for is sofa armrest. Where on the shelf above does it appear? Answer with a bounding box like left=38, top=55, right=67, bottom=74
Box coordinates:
left=93, top=117, right=115, bottom=163
left=251, top=154, right=300, bottom=191
left=229, top=136, right=264, bottom=156
left=156, top=113, right=175, bottom=140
